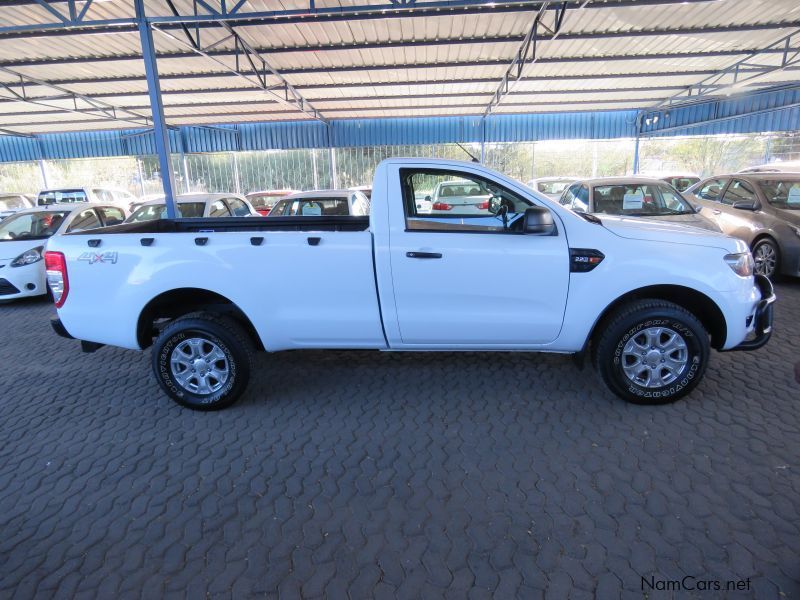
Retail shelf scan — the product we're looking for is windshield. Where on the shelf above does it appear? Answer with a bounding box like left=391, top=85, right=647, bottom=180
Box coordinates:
left=0, top=211, right=69, bottom=240
left=126, top=202, right=205, bottom=222
left=38, top=189, right=88, bottom=205
left=0, top=196, right=30, bottom=211
left=592, top=183, right=694, bottom=216
left=757, top=179, right=800, bottom=210
left=537, top=181, right=571, bottom=195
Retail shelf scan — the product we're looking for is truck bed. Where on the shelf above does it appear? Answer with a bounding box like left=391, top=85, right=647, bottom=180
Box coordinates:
left=66, top=216, right=371, bottom=237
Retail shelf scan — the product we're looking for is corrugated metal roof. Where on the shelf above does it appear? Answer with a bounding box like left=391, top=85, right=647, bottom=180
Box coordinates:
left=0, top=0, right=797, bottom=156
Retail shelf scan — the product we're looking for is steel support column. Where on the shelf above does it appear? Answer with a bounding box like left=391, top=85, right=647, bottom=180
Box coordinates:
left=136, top=0, right=177, bottom=219
left=633, top=113, right=642, bottom=174
left=38, top=159, right=49, bottom=189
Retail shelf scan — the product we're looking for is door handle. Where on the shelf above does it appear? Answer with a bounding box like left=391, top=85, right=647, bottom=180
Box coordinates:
left=406, top=251, right=442, bottom=259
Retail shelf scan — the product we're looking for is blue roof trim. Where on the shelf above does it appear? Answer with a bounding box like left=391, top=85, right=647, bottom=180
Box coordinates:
left=0, top=86, right=798, bottom=163
left=240, top=121, right=329, bottom=150
left=641, top=86, right=800, bottom=137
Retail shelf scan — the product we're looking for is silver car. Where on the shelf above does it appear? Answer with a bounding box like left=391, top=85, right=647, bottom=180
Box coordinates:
left=559, top=177, right=721, bottom=233
left=686, top=173, right=800, bottom=278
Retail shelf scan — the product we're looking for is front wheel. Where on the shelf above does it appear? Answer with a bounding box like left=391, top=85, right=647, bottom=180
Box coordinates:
left=594, top=300, right=710, bottom=405
left=151, top=312, right=255, bottom=410
left=752, top=238, right=780, bottom=279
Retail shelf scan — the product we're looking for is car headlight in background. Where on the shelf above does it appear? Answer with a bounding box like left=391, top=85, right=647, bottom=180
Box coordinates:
left=724, top=252, right=754, bottom=277
left=10, top=246, right=44, bottom=268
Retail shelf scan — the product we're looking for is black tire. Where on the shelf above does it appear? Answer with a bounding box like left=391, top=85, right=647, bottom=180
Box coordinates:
left=151, top=312, right=255, bottom=410
left=752, top=238, right=780, bottom=279
left=594, top=300, right=709, bottom=405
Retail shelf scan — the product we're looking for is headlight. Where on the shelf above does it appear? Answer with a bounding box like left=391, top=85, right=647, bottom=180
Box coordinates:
left=10, top=246, right=44, bottom=268
left=724, top=252, right=754, bottom=277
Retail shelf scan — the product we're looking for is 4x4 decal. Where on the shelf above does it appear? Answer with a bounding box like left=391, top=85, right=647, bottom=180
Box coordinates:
left=77, top=251, right=118, bottom=265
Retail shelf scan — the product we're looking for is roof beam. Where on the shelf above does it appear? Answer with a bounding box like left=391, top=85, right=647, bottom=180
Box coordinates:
left=5, top=22, right=800, bottom=69
left=646, top=28, right=800, bottom=113
left=0, top=65, right=152, bottom=127
left=151, top=19, right=327, bottom=122
left=485, top=1, right=579, bottom=116
left=4, top=47, right=795, bottom=91
left=5, top=21, right=800, bottom=67
left=0, top=0, right=719, bottom=38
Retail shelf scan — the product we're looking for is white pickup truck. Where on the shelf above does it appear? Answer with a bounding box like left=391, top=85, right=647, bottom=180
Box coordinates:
left=46, top=159, right=775, bottom=410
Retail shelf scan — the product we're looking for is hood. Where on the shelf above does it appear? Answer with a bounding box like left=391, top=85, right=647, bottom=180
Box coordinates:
left=598, top=215, right=745, bottom=253
left=0, top=239, right=46, bottom=261
left=638, top=212, right=722, bottom=233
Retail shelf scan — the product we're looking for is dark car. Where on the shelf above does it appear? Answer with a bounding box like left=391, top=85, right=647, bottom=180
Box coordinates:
left=685, top=173, right=800, bottom=278
left=559, top=177, right=720, bottom=232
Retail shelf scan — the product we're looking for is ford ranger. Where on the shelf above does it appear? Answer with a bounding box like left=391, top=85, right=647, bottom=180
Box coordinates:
left=46, top=159, right=775, bottom=410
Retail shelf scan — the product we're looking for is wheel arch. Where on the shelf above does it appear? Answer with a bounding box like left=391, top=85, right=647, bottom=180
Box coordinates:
left=588, top=284, right=728, bottom=353
left=137, top=287, right=263, bottom=351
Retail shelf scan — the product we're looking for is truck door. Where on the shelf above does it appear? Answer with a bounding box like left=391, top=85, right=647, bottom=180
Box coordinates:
left=383, top=166, right=570, bottom=347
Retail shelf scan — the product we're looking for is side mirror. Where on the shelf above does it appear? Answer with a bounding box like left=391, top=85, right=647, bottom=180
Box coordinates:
left=732, top=200, right=757, bottom=211
left=488, top=196, right=500, bottom=214
left=523, top=206, right=556, bottom=235
left=424, top=195, right=431, bottom=202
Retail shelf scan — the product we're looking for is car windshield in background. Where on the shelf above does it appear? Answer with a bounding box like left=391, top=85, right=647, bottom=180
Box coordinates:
left=272, top=198, right=351, bottom=216
left=37, top=190, right=88, bottom=205
left=0, top=196, right=29, bottom=211
left=592, top=183, right=694, bottom=216
left=664, top=177, right=700, bottom=192
left=757, top=180, right=800, bottom=210
left=538, top=181, right=571, bottom=195
left=0, top=210, right=69, bottom=240
left=127, top=202, right=205, bottom=222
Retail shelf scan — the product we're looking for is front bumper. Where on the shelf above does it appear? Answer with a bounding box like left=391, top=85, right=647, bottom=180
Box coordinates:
left=724, top=274, right=776, bottom=352
left=0, top=260, right=47, bottom=300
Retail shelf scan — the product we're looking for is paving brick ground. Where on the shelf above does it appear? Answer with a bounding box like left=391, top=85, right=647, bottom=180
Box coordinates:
left=0, top=282, right=799, bottom=599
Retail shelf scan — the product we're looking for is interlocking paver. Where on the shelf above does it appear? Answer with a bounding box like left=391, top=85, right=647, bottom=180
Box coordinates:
left=1, top=281, right=799, bottom=598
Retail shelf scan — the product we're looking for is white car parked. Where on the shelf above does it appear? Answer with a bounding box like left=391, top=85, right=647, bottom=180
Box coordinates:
left=0, top=193, right=35, bottom=221
left=427, top=179, right=491, bottom=215
left=37, top=187, right=138, bottom=212
left=0, top=202, right=126, bottom=301
left=527, top=176, right=581, bottom=200
left=268, top=190, right=370, bottom=216
left=125, top=193, right=256, bottom=222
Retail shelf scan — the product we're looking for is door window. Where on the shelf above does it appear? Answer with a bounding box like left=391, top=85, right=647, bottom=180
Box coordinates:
left=226, top=198, right=252, bottom=216
left=208, top=200, right=231, bottom=217
left=401, top=169, right=533, bottom=232
left=67, top=209, right=101, bottom=232
left=695, top=178, right=727, bottom=201
left=100, top=207, right=125, bottom=225
left=721, top=180, right=756, bottom=206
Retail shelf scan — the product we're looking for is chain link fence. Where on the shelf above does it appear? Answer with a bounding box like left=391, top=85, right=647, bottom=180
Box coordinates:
left=0, top=132, right=796, bottom=198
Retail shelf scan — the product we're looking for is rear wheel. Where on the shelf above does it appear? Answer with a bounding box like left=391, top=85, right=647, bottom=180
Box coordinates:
left=594, top=300, right=709, bottom=405
left=152, top=312, right=254, bottom=410
left=752, top=238, right=780, bottom=279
